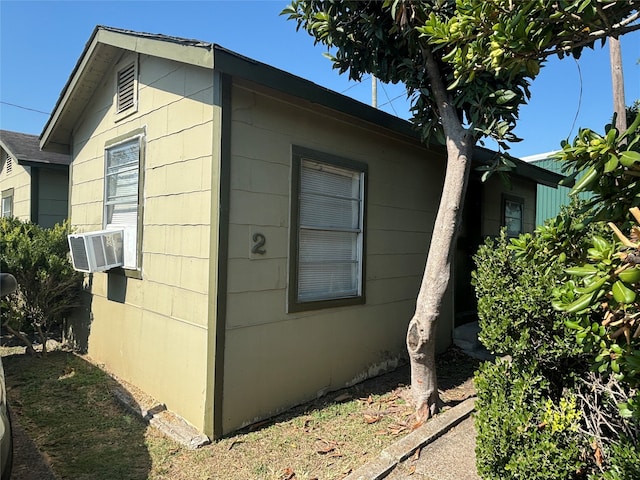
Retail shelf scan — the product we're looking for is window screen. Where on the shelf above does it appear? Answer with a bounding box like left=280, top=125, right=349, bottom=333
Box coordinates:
left=289, top=147, right=366, bottom=311
left=105, top=137, right=141, bottom=269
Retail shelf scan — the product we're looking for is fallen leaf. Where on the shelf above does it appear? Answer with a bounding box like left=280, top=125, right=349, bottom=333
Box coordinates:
left=316, top=439, right=337, bottom=454
left=281, top=467, right=296, bottom=480
left=410, top=419, right=424, bottom=431
left=388, top=424, right=408, bottom=435
left=359, top=394, right=374, bottom=405
left=412, top=447, right=422, bottom=461
left=364, top=414, right=382, bottom=424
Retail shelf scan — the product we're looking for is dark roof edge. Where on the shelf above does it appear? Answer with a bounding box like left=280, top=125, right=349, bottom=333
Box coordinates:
left=212, top=45, right=417, bottom=139
left=212, top=46, right=563, bottom=187
left=473, top=146, right=564, bottom=187
left=40, top=26, right=563, bottom=188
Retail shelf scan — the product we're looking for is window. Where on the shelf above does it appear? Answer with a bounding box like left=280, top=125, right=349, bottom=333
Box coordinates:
left=116, top=61, right=137, bottom=114
left=104, top=132, right=144, bottom=270
left=503, top=195, right=524, bottom=237
left=1, top=189, right=13, bottom=218
left=289, top=146, right=366, bottom=312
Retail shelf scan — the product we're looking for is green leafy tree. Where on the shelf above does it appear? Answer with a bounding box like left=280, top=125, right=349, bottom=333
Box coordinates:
left=0, top=217, right=83, bottom=355
left=284, top=0, right=640, bottom=420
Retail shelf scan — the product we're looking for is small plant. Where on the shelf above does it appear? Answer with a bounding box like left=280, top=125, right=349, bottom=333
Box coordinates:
left=0, top=217, right=83, bottom=354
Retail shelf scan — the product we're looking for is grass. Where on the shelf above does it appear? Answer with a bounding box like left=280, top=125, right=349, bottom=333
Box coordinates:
left=2, top=347, right=477, bottom=480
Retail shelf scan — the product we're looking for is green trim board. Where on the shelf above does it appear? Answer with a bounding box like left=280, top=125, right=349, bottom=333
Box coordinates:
left=207, top=72, right=231, bottom=439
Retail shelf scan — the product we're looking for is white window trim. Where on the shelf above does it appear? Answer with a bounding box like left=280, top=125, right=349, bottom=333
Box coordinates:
left=1, top=188, right=13, bottom=218
left=288, top=146, right=367, bottom=312
left=103, top=130, right=145, bottom=273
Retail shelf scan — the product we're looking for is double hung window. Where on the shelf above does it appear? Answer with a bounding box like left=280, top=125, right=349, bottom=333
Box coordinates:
left=104, top=133, right=143, bottom=270
left=503, top=195, right=524, bottom=237
left=1, top=189, right=13, bottom=218
left=289, top=146, right=366, bottom=311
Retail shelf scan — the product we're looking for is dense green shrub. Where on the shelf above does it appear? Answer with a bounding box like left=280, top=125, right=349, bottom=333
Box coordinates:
left=0, top=217, right=83, bottom=352
left=472, top=202, right=637, bottom=479
left=472, top=204, right=605, bottom=372
left=474, top=111, right=640, bottom=480
left=475, top=360, right=586, bottom=480
left=599, top=436, right=640, bottom=480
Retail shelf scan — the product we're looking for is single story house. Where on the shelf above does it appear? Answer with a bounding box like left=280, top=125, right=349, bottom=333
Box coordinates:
left=0, top=129, right=70, bottom=227
left=40, top=26, right=562, bottom=439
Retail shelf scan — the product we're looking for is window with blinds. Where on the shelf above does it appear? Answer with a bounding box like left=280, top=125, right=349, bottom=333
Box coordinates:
left=289, top=147, right=366, bottom=312
left=104, top=137, right=141, bottom=269
left=1, top=189, right=13, bottom=218
left=116, top=62, right=137, bottom=113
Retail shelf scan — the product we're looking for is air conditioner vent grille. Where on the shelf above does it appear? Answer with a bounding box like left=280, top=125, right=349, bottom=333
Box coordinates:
left=68, top=230, right=124, bottom=273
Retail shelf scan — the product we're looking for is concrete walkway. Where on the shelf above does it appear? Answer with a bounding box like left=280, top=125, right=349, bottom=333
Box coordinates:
left=345, top=397, right=479, bottom=480
left=385, top=416, right=480, bottom=480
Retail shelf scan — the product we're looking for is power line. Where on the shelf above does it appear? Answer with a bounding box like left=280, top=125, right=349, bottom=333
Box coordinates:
left=379, top=93, right=405, bottom=109
left=340, top=76, right=371, bottom=94
left=379, top=83, right=399, bottom=116
left=1, top=101, right=50, bottom=115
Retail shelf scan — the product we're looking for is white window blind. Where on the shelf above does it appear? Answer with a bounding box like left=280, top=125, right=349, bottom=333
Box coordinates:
left=105, top=138, right=140, bottom=269
left=297, top=160, right=364, bottom=302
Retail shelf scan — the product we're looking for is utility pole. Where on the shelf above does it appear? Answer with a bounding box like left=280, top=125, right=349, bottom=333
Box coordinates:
left=372, top=75, right=377, bottom=108
left=609, top=36, right=627, bottom=133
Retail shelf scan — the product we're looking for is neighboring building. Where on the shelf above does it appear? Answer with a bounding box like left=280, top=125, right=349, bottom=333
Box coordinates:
left=522, top=151, right=591, bottom=225
left=0, top=129, right=71, bottom=227
left=40, top=26, right=562, bottom=439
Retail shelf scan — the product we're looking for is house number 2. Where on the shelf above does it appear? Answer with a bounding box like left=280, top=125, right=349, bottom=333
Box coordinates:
left=251, top=233, right=266, bottom=255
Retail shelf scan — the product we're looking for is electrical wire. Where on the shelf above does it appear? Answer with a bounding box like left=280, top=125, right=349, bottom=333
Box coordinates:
left=1, top=100, right=50, bottom=115
left=566, top=57, right=583, bottom=141
left=340, top=76, right=371, bottom=94
left=379, top=83, right=400, bottom=116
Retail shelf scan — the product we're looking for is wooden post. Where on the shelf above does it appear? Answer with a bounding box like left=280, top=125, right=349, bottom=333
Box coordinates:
left=609, top=36, right=627, bottom=134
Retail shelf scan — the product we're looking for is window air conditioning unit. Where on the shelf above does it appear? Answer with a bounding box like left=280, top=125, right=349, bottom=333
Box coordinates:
left=68, top=229, right=124, bottom=273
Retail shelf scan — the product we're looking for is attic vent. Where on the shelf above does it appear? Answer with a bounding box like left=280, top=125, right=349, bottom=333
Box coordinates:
left=6, top=157, right=12, bottom=175
left=117, top=63, right=136, bottom=112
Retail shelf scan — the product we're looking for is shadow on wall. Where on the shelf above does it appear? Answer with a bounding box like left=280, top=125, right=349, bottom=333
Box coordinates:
left=64, top=272, right=128, bottom=352
left=63, top=274, right=93, bottom=353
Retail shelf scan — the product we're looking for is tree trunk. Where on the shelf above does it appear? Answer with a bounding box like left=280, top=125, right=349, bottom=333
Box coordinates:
left=407, top=134, right=473, bottom=421
left=3, top=321, right=39, bottom=356
left=407, top=47, right=474, bottom=422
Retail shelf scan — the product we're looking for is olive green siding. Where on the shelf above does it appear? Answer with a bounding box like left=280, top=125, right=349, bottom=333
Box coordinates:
left=66, top=51, right=218, bottom=433
left=0, top=150, right=31, bottom=221
left=221, top=80, right=453, bottom=433
left=480, top=175, right=537, bottom=237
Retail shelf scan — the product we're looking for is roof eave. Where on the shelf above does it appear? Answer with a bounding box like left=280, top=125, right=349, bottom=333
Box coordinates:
left=40, top=26, right=214, bottom=153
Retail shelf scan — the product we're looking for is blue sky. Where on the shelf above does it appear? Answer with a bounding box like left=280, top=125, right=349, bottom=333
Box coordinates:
left=0, top=0, right=638, bottom=159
